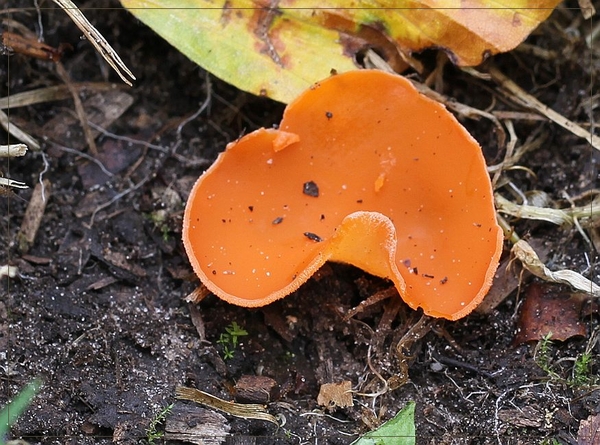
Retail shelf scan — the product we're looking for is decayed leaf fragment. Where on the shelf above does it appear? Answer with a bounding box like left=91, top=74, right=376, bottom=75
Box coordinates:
left=577, top=414, right=600, bottom=445
left=514, top=283, right=586, bottom=345
left=317, top=381, right=353, bottom=411
left=120, top=0, right=560, bottom=102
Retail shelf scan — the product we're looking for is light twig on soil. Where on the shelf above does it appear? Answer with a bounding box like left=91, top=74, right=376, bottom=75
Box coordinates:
left=0, top=109, right=39, bottom=150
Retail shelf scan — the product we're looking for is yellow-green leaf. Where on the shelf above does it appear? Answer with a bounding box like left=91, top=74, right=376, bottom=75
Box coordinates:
left=120, top=1, right=560, bottom=102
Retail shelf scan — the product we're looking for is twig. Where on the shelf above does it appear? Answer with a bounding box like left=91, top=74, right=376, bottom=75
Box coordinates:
left=54, top=61, right=98, bottom=155
left=0, top=83, right=124, bottom=109
left=0, top=144, right=27, bottom=158
left=175, top=386, right=279, bottom=425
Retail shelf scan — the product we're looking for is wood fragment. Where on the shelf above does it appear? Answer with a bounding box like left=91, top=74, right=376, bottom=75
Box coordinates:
left=0, top=265, right=18, bottom=279
left=234, top=375, right=279, bottom=404
left=17, top=179, right=51, bottom=253
left=86, top=276, right=119, bottom=291
left=0, top=144, right=27, bottom=157
left=175, top=386, right=279, bottom=425
left=0, top=177, right=27, bottom=189
left=577, top=0, right=596, bottom=19
left=2, top=31, right=68, bottom=62
left=344, top=287, right=397, bottom=321
left=165, top=403, right=230, bottom=445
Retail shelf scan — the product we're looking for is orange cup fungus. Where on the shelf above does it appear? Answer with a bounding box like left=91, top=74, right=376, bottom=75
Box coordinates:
left=183, top=70, right=503, bottom=320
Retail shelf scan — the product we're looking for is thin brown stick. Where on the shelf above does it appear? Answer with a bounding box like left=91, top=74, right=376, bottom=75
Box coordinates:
left=54, top=61, right=98, bottom=155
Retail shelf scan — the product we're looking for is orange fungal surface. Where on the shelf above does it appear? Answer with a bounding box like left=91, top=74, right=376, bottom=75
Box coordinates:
left=183, top=70, right=503, bottom=320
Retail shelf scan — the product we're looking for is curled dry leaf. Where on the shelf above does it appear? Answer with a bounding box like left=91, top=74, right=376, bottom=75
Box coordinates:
left=512, top=240, right=600, bottom=297
left=120, top=0, right=560, bottom=102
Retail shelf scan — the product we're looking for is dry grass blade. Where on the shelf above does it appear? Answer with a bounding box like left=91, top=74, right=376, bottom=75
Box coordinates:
left=0, top=109, right=39, bottom=150
left=175, top=386, right=279, bottom=425
left=0, top=83, right=123, bottom=110
left=495, top=194, right=573, bottom=225
left=53, top=0, right=135, bottom=86
left=512, top=240, right=600, bottom=296
left=495, top=194, right=600, bottom=226
left=489, top=66, right=599, bottom=151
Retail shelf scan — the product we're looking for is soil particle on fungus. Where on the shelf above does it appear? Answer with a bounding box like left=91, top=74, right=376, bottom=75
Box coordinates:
left=272, top=216, right=284, bottom=225
left=303, top=232, right=323, bottom=242
left=302, top=180, right=320, bottom=197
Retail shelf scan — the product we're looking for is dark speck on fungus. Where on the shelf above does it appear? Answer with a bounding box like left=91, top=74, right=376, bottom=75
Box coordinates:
left=303, top=232, right=323, bottom=242
left=303, top=181, right=319, bottom=197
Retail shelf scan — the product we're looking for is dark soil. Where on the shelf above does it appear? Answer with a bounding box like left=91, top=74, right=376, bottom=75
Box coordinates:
left=1, top=2, right=599, bottom=444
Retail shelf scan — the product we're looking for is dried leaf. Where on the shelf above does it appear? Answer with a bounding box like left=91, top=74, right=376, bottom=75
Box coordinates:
left=120, top=0, right=560, bottom=102
left=514, top=283, right=586, bottom=345
left=317, top=381, right=353, bottom=411
left=512, top=240, right=600, bottom=297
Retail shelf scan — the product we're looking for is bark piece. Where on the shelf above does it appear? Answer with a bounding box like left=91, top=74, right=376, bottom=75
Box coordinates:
left=234, top=375, right=279, bottom=404
left=17, top=179, right=51, bottom=253
left=165, top=403, right=230, bottom=445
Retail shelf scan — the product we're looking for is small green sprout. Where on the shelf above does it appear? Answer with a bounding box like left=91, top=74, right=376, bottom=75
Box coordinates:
left=570, top=352, right=593, bottom=387
left=146, top=211, right=171, bottom=242
left=534, top=332, right=559, bottom=379
left=216, top=322, right=248, bottom=360
left=146, top=403, right=173, bottom=445
left=0, top=379, right=41, bottom=445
